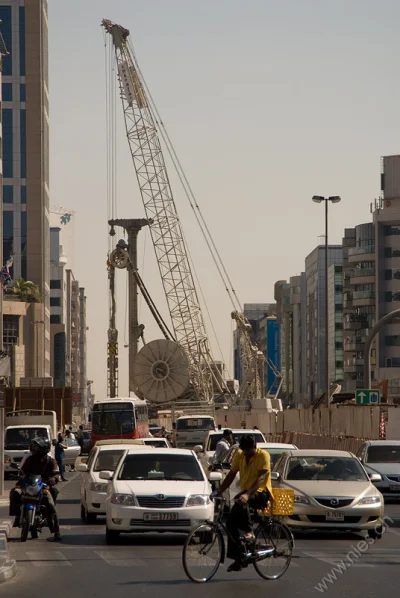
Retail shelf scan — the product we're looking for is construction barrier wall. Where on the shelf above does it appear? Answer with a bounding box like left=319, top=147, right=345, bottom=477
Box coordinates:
left=215, top=404, right=400, bottom=449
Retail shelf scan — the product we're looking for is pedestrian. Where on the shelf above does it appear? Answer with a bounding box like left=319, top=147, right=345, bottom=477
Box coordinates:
left=253, top=426, right=258, bottom=430
left=211, top=429, right=234, bottom=467
left=68, top=426, right=76, bottom=440
left=55, top=433, right=67, bottom=481
left=76, top=425, right=84, bottom=452
left=64, top=429, right=75, bottom=471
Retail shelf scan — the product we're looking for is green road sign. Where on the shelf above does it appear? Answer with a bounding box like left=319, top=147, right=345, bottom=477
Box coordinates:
left=355, top=389, right=381, bottom=405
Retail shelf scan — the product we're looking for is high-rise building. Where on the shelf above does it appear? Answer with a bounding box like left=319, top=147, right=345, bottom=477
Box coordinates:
left=274, top=281, right=292, bottom=400
left=305, top=245, right=343, bottom=399
left=0, top=0, right=50, bottom=376
left=327, top=264, right=344, bottom=386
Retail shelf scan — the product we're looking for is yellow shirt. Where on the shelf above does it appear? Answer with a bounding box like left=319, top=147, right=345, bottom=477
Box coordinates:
left=231, top=448, right=273, bottom=497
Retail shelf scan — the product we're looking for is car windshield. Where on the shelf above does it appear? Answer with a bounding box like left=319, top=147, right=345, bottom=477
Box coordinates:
left=366, top=446, right=400, bottom=463
left=145, top=440, right=168, bottom=448
left=94, top=450, right=124, bottom=472
left=286, top=456, right=367, bottom=481
left=266, top=449, right=292, bottom=467
left=118, top=453, right=204, bottom=481
left=208, top=432, right=265, bottom=451
left=176, top=418, right=215, bottom=431
left=5, top=428, right=48, bottom=449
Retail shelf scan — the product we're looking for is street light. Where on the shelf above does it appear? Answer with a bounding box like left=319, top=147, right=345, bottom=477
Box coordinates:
left=311, top=196, right=341, bottom=405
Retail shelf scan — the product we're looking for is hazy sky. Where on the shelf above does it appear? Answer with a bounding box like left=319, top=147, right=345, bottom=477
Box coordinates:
left=48, top=0, right=400, bottom=398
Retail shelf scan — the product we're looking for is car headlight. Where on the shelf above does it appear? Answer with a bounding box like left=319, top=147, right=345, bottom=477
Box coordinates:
left=358, top=496, right=381, bottom=505
left=187, top=495, right=211, bottom=506
left=4, top=455, right=11, bottom=464
left=294, top=495, right=310, bottom=505
left=110, top=493, right=136, bottom=506
left=90, top=483, right=109, bottom=492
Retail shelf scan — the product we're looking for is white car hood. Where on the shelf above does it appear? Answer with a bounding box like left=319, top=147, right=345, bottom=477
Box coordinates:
left=284, top=480, right=375, bottom=498
left=363, top=463, right=400, bottom=476
left=113, top=479, right=210, bottom=496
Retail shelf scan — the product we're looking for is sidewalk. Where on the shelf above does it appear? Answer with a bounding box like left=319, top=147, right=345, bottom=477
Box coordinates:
left=0, top=518, right=16, bottom=584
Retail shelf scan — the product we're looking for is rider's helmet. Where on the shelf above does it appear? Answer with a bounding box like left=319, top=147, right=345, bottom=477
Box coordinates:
left=30, top=437, right=51, bottom=455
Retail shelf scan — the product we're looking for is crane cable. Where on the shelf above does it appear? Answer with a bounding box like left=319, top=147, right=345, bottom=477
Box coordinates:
left=127, top=39, right=242, bottom=315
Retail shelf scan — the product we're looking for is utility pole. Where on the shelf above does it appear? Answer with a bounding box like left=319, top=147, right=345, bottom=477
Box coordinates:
left=109, top=219, right=149, bottom=394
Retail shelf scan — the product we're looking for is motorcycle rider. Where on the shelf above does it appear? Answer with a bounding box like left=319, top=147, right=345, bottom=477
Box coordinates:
left=9, top=437, right=62, bottom=542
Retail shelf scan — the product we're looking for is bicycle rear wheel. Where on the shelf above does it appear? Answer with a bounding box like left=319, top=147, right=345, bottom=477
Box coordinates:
left=253, top=520, right=293, bottom=580
left=182, top=523, right=223, bottom=583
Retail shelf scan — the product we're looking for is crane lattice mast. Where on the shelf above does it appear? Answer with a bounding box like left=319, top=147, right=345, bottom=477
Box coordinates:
left=102, top=19, right=213, bottom=401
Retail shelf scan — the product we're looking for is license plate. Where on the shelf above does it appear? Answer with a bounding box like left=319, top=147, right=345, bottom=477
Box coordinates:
left=23, top=496, right=38, bottom=501
left=326, top=511, right=344, bottom=521
left=390, top=486, right=400, bottom=492
left=143, top=512, right=178, bottom=521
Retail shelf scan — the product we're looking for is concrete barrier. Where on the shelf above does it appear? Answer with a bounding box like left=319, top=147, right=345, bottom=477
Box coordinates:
left=0, top=520, right=16, bottom=584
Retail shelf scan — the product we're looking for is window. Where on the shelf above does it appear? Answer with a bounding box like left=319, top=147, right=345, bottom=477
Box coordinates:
left=50, top=297, right=61, bottom=307
left=385, top=336, right=400, bottom=347
left=385, top=292, right=393, bottom=302
left=118, top=454, right=204, bottom=482
left=21, top=211, right=26, bottom=280
left=20, top=84, right=26, bottom=102
left=19, top=7, right=25, bottom=76
left=21, top=187, right=26, bottom=204
left=3, top=109, right=13, bottom=178
left=50, top=315, right=61, bottom=324
left=0, top=8, right=13, bottom=76
left=50, top=279, right=61, bottom=289
left=335, top=323, right=343, bottom=331
left=94, top=450, right=124, bottom=472
left=3, top=186, right=13, bottom=204
left=3, top=211, right=13, bottom=267
left=2, top=83, right=12, bottom=101
left=20, top=109, right=26, bottom=178
left=385, top=226, right=400, bottom=236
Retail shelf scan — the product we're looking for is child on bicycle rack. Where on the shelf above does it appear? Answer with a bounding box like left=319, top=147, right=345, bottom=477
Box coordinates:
left=213, top=434, right=273, bottom=572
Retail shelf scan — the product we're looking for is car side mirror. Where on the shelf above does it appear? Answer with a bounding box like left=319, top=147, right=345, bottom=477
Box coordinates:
left=270, top=472, right=280, bottom=481
left=9, top=462, right=18, bottom=470
left=99, top=471, right=112, bottom=481
left=209, top=472, right=222, bottom=482
left=369, top=473, right=382, bottom=482
left=77, top=463, right=88, bottom=473
left=193, top=445, right=203, bottom=453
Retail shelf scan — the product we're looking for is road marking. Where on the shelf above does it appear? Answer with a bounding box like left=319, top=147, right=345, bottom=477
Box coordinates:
left=26, top=551, right=72, bottom=567
left=303, top=551, right=374, bottom=567
left=95, top=550, right=147, bottom=567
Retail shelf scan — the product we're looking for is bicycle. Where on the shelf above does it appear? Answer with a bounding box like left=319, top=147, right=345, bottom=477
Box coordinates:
left=182, top=496, right=294, bottom=583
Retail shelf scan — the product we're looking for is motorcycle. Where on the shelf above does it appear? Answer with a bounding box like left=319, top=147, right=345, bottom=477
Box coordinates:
left=10, top=463, right=54, bottom=542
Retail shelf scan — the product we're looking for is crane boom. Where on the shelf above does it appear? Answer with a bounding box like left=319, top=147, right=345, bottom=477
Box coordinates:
left=102, top=19, right=213, bottom=401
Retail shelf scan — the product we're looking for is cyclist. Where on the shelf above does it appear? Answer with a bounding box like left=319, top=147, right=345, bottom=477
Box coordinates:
left=214, top=434, right=272, bottom=572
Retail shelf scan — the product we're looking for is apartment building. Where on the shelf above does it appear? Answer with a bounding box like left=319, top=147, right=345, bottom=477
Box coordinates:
left=305, top=245, right=343, bottom=400
left=0, top=0, right=51, bottom=377
left=327, top=264, right=344, bottom=386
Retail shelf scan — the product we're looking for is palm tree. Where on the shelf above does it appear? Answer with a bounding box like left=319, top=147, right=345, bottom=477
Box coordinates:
left=9, top=277, right=42, bottom=303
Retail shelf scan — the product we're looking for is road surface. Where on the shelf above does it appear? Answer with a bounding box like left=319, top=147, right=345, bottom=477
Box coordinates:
left=1, top=475, right=400, bottom=596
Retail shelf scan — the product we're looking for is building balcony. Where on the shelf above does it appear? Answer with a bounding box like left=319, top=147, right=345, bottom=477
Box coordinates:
left=353, top=291, right=375, bottom=307
left=348, top=245, right=375, bottom=264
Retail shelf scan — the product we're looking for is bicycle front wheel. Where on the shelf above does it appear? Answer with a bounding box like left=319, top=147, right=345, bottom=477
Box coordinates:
left=253, top=520, right=293, bottom=580
left=182, top=523, right=223, bottom=583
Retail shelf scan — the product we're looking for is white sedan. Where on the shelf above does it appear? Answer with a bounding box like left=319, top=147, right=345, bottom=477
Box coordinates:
left=100, top=447, right=221, bottom=544
left=272, top=449, right=384, bottom=537
left=78, top=443, right=151, bottom=523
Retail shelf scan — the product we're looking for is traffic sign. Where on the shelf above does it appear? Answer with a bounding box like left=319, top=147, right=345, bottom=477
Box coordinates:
left=355, top=389, right=381, bottom=405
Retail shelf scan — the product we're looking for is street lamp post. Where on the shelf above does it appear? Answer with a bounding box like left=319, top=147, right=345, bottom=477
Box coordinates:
left=312, top=195, right=341, bottom=406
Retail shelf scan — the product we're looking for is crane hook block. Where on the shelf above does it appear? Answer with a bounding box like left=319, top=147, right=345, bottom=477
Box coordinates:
left=110, top=247, right=130, bottom=269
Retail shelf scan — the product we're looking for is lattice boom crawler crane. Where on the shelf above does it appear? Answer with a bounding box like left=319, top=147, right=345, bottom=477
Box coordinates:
left=102, top=19, right=214, bottom=402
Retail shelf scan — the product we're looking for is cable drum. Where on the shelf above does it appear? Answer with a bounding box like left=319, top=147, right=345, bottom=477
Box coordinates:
left=132, top=339, right=190, bottom=403
left=110, top=247, right=130, bottom=269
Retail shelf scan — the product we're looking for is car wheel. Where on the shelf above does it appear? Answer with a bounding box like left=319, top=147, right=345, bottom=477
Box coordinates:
left=106, top=527, right=120, bottom=545
left=368, top=525, right=383, bottom=540
left=87, top=512, right=97, bottom=524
